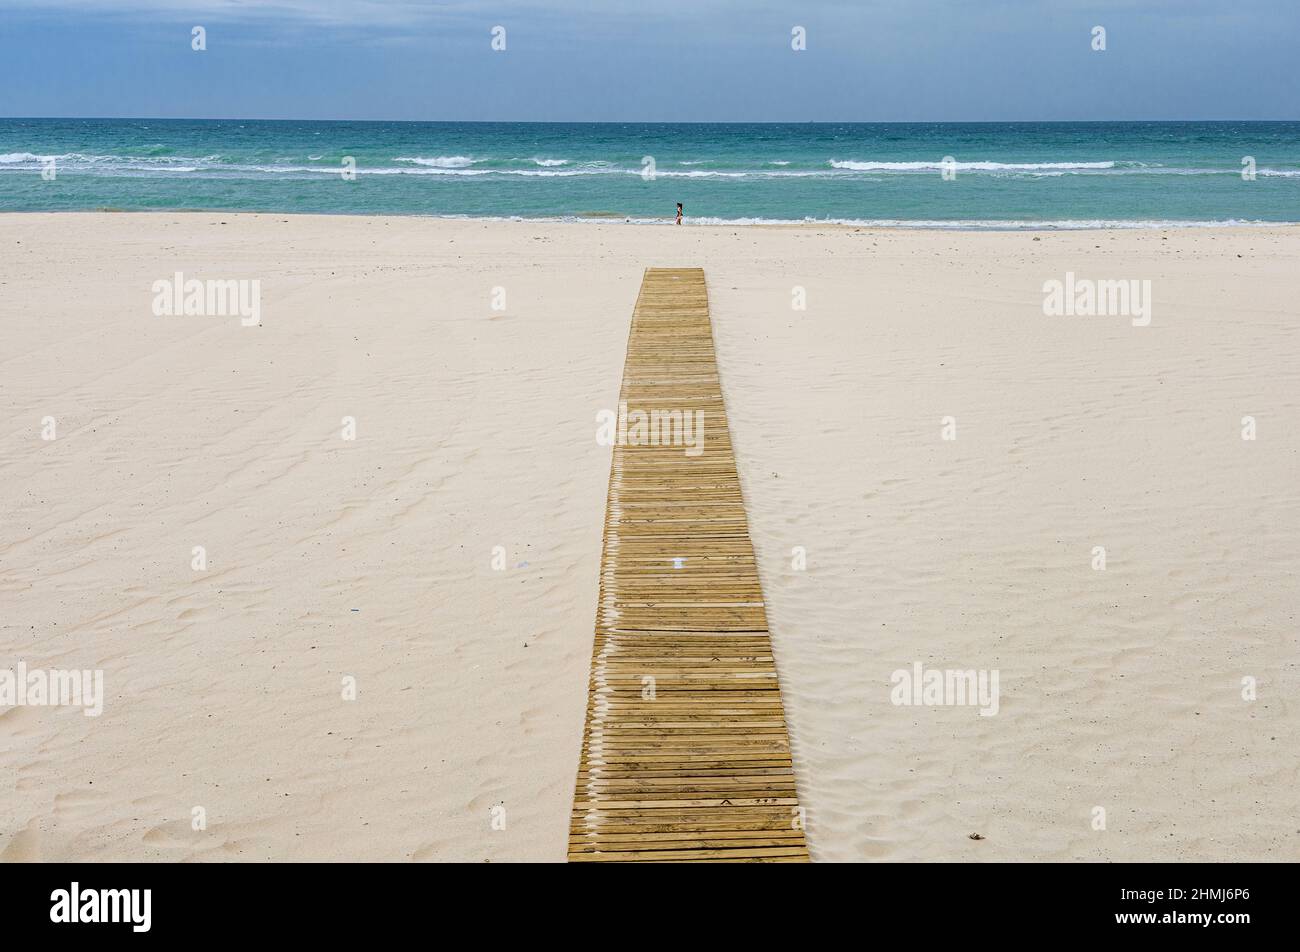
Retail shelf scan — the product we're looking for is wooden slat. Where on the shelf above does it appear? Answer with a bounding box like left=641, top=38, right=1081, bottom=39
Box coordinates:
left=568, top=267, right=808, bottom=863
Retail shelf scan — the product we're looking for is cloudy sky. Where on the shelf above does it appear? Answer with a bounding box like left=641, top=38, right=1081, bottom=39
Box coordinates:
left=2, top=0, right=1297, bottom=121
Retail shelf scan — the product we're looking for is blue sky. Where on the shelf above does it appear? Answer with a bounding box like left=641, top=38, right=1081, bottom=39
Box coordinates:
left=2, top=0, right=1297, bottom=121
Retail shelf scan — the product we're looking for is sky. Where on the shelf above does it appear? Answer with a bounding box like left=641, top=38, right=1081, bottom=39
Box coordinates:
left=1, top=0, right=1297, bottom=121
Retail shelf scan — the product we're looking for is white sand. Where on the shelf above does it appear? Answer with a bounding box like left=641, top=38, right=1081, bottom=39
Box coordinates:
left=1, top=213, right=1297, bottom=861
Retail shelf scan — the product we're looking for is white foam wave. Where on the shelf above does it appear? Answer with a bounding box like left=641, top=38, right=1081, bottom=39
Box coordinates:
left=394, top=155, right=476, bottom=168
left=3, top=148, right=1297, bottom=184
left=0, top=151, right=213, bottom=168
left=830, top=159, right=1117, bottom=172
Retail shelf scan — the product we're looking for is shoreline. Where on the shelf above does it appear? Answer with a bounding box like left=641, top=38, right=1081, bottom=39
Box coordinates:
left=4, top=209, right=1300, bottom=234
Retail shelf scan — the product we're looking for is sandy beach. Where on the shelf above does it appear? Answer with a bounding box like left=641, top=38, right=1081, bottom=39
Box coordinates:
left=2, top=212, right=1298, bottom=862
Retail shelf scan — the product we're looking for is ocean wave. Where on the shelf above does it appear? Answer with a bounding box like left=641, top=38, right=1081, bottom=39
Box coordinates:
left=0, top=151, right=216, bottom=167
left=830, top=159, right=1117, bottom=172
left=361, top=165, right=596, bottom=177
left=1, top=150, right=1297, bottom=184
left=394, top=155, right=475, bottom=168
left=655, top=169, right=748, bottom=178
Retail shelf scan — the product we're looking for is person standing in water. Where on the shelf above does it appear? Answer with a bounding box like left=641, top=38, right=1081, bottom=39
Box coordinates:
left=675, top=202, right=683, bottom=225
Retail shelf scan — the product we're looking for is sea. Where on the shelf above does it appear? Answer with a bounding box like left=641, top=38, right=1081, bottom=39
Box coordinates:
left=1, top=119, right=1297, bottom=228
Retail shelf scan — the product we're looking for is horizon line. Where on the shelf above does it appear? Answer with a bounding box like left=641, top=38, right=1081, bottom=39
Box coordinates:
left=3, top=115, right=1298, bottom=124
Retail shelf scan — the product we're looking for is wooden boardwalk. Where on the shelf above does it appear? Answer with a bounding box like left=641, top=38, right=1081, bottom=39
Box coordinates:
left=568, top=268, right=808, bottom=863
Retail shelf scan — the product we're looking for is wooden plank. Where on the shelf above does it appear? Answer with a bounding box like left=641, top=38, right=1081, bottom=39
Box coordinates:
left=568, top=267, right=808, bottom=864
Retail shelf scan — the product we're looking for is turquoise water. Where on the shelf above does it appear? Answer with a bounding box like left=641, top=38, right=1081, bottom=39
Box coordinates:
left=2, top=119, right=1298, bottom=227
